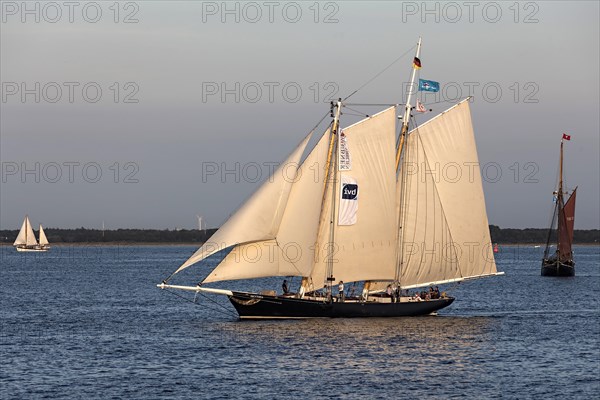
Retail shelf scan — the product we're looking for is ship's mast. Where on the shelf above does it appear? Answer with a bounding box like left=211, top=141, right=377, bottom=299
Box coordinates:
left=325, top=99, right=343, bottom=300
left=543, top=139, right=564, bottom=260
left=394, top=38, right=422, bottom=284
left=395, top=37, right=422, bottom=170
left=557, top=139, right=565, bottom=251
left=299, top=100, right=342, bottom=298
left=559, top=139, right=564, bottom=202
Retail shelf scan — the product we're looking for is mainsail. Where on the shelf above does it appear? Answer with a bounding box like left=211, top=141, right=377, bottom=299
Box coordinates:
left=397, top=99, right=497, bottom=288
left=558, top=188, right=577, bottom=261
left=14, top=216, right=38, bottom=247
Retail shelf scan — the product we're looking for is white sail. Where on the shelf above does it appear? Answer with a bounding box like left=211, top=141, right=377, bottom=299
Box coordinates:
left=307, top=107, right=398, bottom=287
left=14, top=216, right=38, bottom=247
left=39, top=225, right=49, bottom=246
left=397, top=99, right=497, bottom=288
left=203, top=131, right=331, bottom=283
left=172, top=132, right=313, bottom=276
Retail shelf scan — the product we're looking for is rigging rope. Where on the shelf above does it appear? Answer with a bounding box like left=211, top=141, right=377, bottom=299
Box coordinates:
left=343, top=45, right=416, bottom=101
left=161, top=288, right=238, bottom=319
left=345, top=103, right=402, bottom=107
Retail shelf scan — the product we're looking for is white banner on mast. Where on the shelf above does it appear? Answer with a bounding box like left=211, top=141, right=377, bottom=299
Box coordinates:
left=338, top=175, right=359, bottom=226
left=338, top=131, right=352, bottom=171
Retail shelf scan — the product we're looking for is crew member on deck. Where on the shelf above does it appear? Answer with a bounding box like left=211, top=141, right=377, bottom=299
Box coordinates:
left=282, top=280, right=289, bottom=295
left=338, top=281, right=345, bottom=302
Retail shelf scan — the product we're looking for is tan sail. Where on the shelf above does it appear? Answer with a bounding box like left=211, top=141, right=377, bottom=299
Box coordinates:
left=14, top=216, right=38, bottom=247
left=396, top=99, right=497, bottom=288
left=39, top=224, right=50, bottom=246
left=203, top=130, right=331, bottom=283
left=307, top=107, right=398, bottom=287
left=172, top=132, right=313, bottom=276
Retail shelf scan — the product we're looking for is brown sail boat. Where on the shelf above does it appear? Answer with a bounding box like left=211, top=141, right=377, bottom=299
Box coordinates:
left=541, top=134, right=577, bottom=276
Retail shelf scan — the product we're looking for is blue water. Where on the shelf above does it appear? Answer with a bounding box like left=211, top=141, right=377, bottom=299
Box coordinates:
left=1, top=245, right=599, bottom=399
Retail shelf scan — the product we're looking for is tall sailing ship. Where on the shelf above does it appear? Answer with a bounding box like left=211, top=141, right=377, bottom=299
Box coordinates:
left=541, top=135, right=577, bottom=277
left=14, top=215, right=50, bottom=252
left=158, top=39, right=503, bottom=319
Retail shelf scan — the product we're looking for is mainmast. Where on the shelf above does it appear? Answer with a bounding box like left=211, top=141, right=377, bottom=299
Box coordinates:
left=557, top=139, right=565, bottom=250
left=559, top=139, right=564, bottom=204
left=394, top=38, right=422, bottom=284
left=543, top=139, right=565, bottom=260
left=395, top=37, right=422, bottom=170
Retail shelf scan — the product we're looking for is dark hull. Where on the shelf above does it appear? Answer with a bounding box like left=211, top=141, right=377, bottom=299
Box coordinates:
left=541, top=259, right=575, bottom=277
left=228, top=292, right=454, bottom=319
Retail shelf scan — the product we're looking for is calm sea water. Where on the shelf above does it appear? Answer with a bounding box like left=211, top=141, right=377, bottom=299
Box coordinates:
left=1, top=245, right=598, bottom=399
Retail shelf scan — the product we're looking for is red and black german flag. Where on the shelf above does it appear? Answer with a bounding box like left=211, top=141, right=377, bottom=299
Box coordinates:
left=413, top=57, right=421, bottom=69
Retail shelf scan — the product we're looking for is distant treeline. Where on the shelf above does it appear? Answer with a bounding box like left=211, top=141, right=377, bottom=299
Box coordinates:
left=0, top=226, right=598, bottom=244
left=488, top=225, right=598, bottom=244
left=0, top=228, right=218, bottom=244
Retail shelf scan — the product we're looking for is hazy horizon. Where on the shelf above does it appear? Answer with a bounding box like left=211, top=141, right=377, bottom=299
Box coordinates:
left=2, top=1, right=599, bottom=230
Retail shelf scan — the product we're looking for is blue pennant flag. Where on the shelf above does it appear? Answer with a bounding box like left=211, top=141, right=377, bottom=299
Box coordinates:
left=418, top=79, right=440, bottom=92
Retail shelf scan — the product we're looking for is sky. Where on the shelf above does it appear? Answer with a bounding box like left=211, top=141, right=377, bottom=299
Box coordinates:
left=1, top=1, right=599, bottom=230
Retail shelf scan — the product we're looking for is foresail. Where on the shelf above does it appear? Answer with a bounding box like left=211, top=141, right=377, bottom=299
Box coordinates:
left=203, top=131, right=331, bottom=283
left=307, top=107, right=398, bottom=288
left=39, top=225, right=49, bottom=246
left=172, top=132, right=313, bottom=277
left=398, top=99, right=497, bottom=288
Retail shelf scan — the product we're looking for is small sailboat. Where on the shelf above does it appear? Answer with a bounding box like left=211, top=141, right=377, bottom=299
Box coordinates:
left=158, top=38, right=503, bottom=319
left=541, top=135, right=576, bottom=276
left=13, top=216, right=50, bottom=252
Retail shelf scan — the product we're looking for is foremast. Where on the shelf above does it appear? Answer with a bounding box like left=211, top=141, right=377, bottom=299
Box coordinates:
left=324, top=99, right=343, bottom=298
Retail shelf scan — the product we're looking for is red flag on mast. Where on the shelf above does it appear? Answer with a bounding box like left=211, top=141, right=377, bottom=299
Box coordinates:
left=562, top=133, right=571, bottom=141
